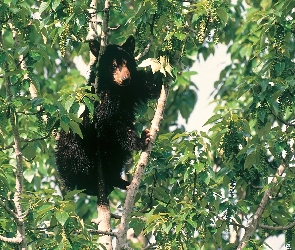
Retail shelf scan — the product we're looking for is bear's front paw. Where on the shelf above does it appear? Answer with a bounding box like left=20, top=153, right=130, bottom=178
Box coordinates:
left=141, top=129, right=151, bottom=148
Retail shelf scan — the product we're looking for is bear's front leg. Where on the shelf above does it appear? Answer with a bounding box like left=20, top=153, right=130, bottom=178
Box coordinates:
left=117, top=127, right=151, bottom=151
left=140, top=129, right=151, bottom=148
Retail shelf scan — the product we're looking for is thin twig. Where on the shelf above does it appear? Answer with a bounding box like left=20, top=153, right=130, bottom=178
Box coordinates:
left=75, top=229, right=118, bottom=237
left=259, top=220, right=295, bottom=231
left=274, top=113, right=295, bottom=126
left=0, top=199, right=20, bottom=224
left=109, top=25, right=120, bottom=31
left=1, top=134, right=52, bottom=151
left=142, top=244, right=157, bottom=250
left=111, top=213, right=121, bottom=219
left=217, top=215, right=246, bottom=229
left=135, top=38, right=153, bottom=61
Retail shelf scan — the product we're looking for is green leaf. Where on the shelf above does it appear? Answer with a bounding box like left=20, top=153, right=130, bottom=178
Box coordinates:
left=52, top=0, right=61, bottom=11
left=199, top=171, right=210, bottom=185
left=65, top=97, right=75, bottom=112
left=0, top=175, right=9, bottom=190
left=204, top=114, right=222, bottom=126
left=69, top=121, right=83, bottom=138
left=239, top=44, right=252, bottom=58
left=55, top=211, right=69, bottom=226
left=65, top=13, right=75, bottom=24
left=237, top=202, right=248, bottom=214
left=36, top=139, right=48, bottom=152
left=0, top=51, right=6, bottom=64
left=16, top=46, right=29, bottom=56
left=22, top=144, right=36, bottom=160
left=174, top=32, right=186, bottom=41
left=30, top=51, right=41, bottom=61
left=64, top=190, right=85, bottom=199
left=62, top=202, right=76, bottom=213
left=68, top=113, right=82, bottom=123
left=37, top=46, right=51, bottom=65
left=61, top=115, right=70, bottom=124
left=259, top=122, right=271, bottom=137
left=23, top=168, right=35, bottom=183
left=39, top=2, right=50, bottom=15
left=194, top=162, right=204, bottom=173
left=154, top=187, right=170, bottom=203
left=274, top=61, right=285, bottom=76
left=216, top=8, right=228, bottom=23
left=257, top=109, right=266, bottom=122
left=260, top=0, right=272, bottom=10
left=84, top=97, right=94, bottom=114
left=60, top=121, right=69, bottom=133
left=146, top=214, right=162, bottom=224
left=175, top=223, right=183, bottom=234
left=129, top=218, right=145, bottom=236
left=30, top=75, right=40, bottom=92
left=31, top=98, right=44, bottom=108
left=275, top=141, right=286, bottom=154
left=244, top=152, right=256, bottom=169
left=36, top=204, right=53, bottom=218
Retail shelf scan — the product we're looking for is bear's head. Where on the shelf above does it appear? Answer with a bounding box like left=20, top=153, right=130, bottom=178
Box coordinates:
left=89, top=36, right=137, bottom=92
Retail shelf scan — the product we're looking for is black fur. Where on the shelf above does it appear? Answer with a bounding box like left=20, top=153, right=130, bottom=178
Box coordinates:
left=56, top=36, right=162, bottom=196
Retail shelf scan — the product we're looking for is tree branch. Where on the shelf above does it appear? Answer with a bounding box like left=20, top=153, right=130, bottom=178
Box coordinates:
left=134, top=38, right=153, bottom=61
left=74, top=229, right=118, bottom=236
left=237, top=163, right=286, bottom=249
left=87, top=0, right=99, bottom=93
left=115, top=84, right=169, bottom=249
left=99, top=0, right=110, bottom=57
left=1, top=134, right=52, bottom=151
left=10, top=82, right=27, bottom=249
left=259, top=220, right=295, bottom=231
left=271, top=110, right=295, bottom=127
left=1, top=28, right=27, bottom=248
left=89, top=229, right=118, bottom=236
left=0, top=235, right=22, bottom=244
left=0, top=199, right=20, bottom=224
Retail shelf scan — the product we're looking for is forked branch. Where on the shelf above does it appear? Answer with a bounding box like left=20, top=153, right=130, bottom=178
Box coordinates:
left=116, top=84, right=169, bottom=249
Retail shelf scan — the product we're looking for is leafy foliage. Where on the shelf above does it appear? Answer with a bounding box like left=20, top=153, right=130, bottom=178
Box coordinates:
left=1, top=0, right=295, bottom=249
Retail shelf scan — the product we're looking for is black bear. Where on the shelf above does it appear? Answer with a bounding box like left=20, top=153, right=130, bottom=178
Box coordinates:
left=55, top=36, right=162, bottom=196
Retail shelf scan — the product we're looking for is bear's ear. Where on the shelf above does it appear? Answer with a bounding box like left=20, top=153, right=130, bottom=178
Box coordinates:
left=89, top=40, right=100, bottom=57
left=121, top=36, right=135, bottom=55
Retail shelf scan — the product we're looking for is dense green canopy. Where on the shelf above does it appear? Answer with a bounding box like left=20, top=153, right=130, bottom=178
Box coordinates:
left=0, top=0, right=295, bottom=249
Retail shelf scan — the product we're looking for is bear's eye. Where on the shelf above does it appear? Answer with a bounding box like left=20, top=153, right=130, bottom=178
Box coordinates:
left=112, top=60, right=117, bottom=70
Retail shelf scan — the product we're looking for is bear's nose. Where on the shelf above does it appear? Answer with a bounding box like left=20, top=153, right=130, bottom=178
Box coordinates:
left=121, top=76, right=131, bottom=86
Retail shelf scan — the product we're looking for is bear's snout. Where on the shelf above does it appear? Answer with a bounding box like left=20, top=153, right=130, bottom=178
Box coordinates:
left=112, top=59, right=131, bottom=86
